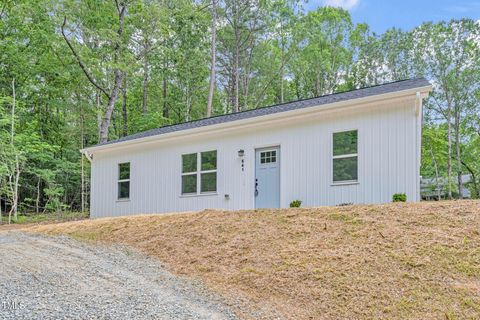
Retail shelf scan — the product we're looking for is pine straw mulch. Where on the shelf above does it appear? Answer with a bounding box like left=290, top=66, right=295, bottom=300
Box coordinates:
left=25, top=201, right=480, bottom=319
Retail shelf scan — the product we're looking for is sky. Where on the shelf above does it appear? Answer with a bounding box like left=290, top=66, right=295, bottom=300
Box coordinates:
left=306, top=0, right=480, bottom=34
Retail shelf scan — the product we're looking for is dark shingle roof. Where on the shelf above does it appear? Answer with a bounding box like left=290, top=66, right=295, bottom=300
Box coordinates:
left=94, top=78, right=430, bottom=148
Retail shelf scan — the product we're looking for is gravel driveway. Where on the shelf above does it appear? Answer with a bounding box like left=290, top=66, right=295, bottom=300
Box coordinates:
left=0, top=232, right=237, bottom=320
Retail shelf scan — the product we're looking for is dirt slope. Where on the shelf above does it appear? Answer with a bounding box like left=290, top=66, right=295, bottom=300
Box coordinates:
left=27, top=201, right=480, bottom=319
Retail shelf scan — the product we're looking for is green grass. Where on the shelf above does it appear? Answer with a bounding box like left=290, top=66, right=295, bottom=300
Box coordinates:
left=0, top=211, right=88, bottom=225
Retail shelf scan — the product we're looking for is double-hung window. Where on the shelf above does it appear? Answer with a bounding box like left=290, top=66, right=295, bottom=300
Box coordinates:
left=332, top=130, right=358, bottom=183
left=182, top=150, right=217, bottom=194
left=118, top=162, right=130, bottom=199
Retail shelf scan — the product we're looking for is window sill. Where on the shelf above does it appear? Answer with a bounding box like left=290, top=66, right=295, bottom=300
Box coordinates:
left=116, top=198, right=131, bottom=202
left=331, top=181, right=359, bottom=186
left=179, top=192, right=218, bottom=198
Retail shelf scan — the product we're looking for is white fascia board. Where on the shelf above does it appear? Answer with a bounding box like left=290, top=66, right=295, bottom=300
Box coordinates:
left=81, top=85, right=432, bottom=154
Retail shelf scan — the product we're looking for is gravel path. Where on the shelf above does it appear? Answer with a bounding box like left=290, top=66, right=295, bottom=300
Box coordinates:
left=0, top=232, right=238, bottom=320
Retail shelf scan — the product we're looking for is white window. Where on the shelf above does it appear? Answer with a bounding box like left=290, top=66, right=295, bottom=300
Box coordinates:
left=182, top=150, right=217, bottom=194
left=332, top=130, right=358, bottom=183
left=118, top=162, right=130, bottom=199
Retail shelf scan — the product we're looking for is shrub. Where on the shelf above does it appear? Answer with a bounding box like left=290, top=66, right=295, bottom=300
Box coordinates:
left=392, top=193, right=407, bottom=202
left=290, top=200, right=302, bottom=208
left=337, top=202, right=354, bottom=207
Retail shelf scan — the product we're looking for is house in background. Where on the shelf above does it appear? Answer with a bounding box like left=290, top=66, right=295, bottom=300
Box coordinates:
left=82, top=78, right=431, bottom=218
left=421, top=174, right=472, bottom=200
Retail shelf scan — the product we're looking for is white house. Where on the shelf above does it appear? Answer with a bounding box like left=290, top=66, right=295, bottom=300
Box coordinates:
left=82, top=78, right=431, bottom=218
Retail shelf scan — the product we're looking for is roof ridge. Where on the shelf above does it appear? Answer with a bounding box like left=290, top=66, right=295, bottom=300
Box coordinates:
left=91, top=78, right=430, bottom=149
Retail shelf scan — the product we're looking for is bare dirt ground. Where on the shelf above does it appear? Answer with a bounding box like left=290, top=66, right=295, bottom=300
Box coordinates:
left=0, top=232, right=238, bottom=320
left=26, top=200, right=480, bottom=319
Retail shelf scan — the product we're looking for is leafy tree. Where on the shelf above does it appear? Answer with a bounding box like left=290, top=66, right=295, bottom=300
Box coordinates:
left=290, top=7, right=354, bottom=97
left=0, top=1, right=479, bottom=220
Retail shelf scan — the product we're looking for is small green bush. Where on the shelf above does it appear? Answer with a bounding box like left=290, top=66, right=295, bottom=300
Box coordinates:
left=392, top=193, right=407, bottom=202
left=337, top=202, right=354, bottom=207
left=290, top=200, right=302, bottom=208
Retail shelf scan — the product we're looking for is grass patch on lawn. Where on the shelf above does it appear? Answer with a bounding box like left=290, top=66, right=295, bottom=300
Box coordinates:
left=27, top=201, right=480, bottom=319
left=0, top=211, right=88, bottom=228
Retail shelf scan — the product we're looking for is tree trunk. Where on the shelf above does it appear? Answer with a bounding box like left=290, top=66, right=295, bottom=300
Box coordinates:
left=80, top=101, right=85, bottom=213
left=242, top=45, right=255, bottom=109
left=462, top=160, right=479, bottom=199
left=234, top=42, right=240, bottom=112
left=8, top=154, right=20, bottom=224
left=122, top=77, right=128, bottom=136
left=162, top=64, right=169, bottom=118
left=81, top=153, right=85, bottom=213
left=429, top=146, right=441, bottom=200
left=96, top=90, right=102, bottom=137
left=110, top=106, right=119, bottom=138
left=279, top=21, right=285, bottom=103
left=455, top=106, right=463, bottom=199
left=8, top=78, right=18, bottom=224
left=233, top=0, right=240, bottom=113
left=98, top=4, right=126, bottom=143
left=186, top=85, right=192, bottom=121
left=206, top=0, right=217, bottom=117
left=62, top=4, right=127, bottom=144
left=7, top=175, right=12, bottom=224
left=14, top=156, right=19, bottom=221
left=447, top=119, right=452, bottom=199
left=99, top=70, right=124, bottom=143
left=36, top=177, right=41, bottom=214
left=11, top=78, right=15, bottom=145
left=280, top=47, right=285, bottom=103
left=142, top=42, right=149, bottom=114
left=445, top=89, right=453, bottom=199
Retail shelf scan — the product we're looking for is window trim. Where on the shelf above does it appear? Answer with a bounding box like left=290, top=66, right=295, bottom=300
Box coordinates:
left=332, top=130, right=359, bottom=185
left=181, top=150, right=217, bottom=195
left=117, top=162, right=130, bottom=200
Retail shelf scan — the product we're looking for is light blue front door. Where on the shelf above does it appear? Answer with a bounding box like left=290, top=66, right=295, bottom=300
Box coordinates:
left=255, top=147, right=280, bottom=209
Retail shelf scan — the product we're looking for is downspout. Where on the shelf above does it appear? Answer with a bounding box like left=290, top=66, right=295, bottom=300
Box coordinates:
left=415, top=92, right=423, bottom=201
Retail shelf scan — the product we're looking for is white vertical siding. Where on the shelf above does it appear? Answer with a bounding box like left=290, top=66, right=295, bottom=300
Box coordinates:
left=90, top=97, right=420, bottom=218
